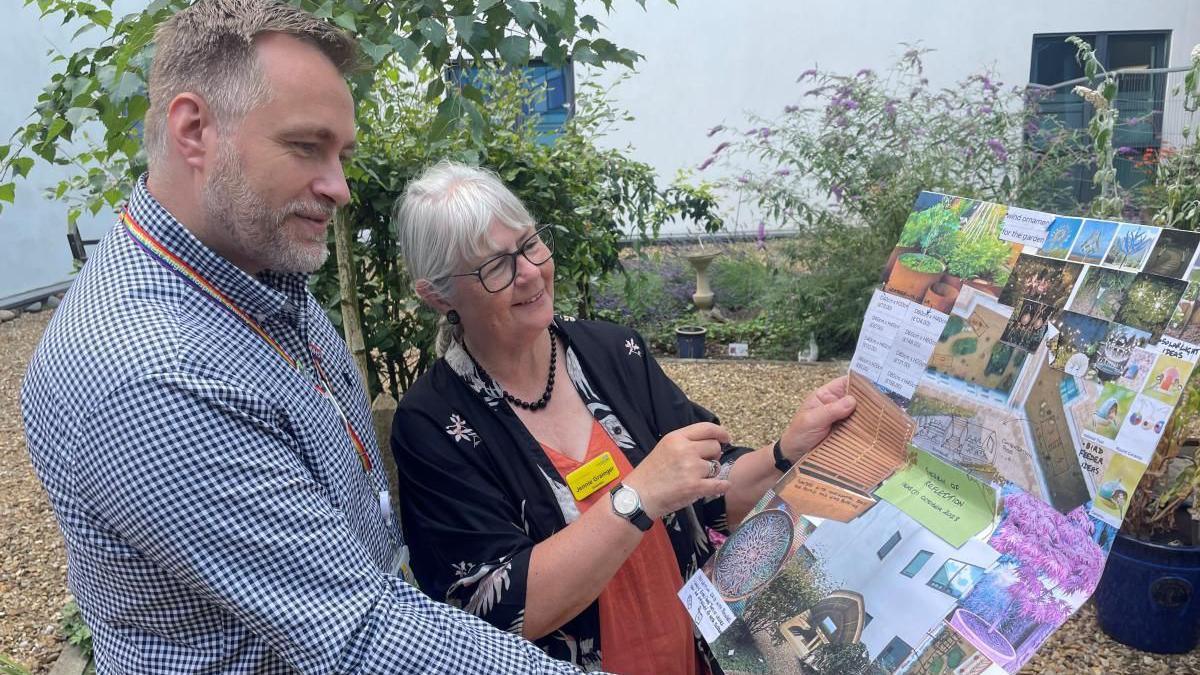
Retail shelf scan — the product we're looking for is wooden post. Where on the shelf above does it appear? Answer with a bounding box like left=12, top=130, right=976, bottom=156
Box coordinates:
left=333, top=210, right=372, bottom=397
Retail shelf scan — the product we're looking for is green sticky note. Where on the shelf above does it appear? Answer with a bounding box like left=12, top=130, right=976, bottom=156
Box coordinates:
left=874, top=446, right=997, bottom=548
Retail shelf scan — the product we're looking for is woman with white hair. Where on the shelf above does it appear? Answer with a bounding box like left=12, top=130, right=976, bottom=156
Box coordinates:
left=390, top=161, right=857, bottom=672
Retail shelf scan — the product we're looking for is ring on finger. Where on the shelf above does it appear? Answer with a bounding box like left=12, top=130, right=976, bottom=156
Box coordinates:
left=706, top=459, right=720, bottom=479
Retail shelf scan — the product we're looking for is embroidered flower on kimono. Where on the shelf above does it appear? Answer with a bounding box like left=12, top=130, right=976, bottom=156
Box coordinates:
left=624, top=338, right=642, bottom=357
left=446, top=413, right=480, bottom=446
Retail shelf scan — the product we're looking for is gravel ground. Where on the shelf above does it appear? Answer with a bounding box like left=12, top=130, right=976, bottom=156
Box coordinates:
left=2, top=312, right=1197, bottom=673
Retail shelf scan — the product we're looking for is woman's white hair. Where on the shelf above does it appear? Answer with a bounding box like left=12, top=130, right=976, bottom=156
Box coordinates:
left=393, top=161, right=537, bottom=353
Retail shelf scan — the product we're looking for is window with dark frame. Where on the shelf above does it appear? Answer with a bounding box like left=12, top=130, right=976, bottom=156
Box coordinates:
left=447, top=59, right=575, bottom=143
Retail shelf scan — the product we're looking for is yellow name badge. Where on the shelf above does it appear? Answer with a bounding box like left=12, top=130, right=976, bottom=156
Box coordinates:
left=565, top=451, right=621, bottom=501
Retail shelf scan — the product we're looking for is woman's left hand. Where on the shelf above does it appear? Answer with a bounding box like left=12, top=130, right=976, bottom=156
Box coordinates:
left=778, top=375, right=857, bottom=463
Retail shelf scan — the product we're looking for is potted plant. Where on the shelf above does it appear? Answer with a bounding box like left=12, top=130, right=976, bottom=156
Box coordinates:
left=675, top=325, right=708, bottom=358
left=947, top=235, right=1012, bottom=298
left=923, top=281, right=960, bottom=313
left=885, top=252, right=945, bottom=302
left=1093, top=376, right=1200, bottom=653
left=886, top=203, right=959, bottom=278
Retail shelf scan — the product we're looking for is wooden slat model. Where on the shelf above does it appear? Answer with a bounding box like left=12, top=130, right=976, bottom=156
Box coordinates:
left=776, top=371, right=916, bottom=522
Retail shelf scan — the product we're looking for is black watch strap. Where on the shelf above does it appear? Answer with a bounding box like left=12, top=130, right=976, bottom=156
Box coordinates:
left=773, top=439, right=793, bottom=473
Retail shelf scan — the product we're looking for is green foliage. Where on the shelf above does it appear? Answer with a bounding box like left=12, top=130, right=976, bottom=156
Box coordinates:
left=0, top=655, right=32, bottom=675
left=1068, top=36, right=1124, bottom=219
left=898, top=252, right=944, bottom=274
left=898, top=201, right=958, bottom=256
left=59, top=600, right=94, bottom=667
left=950, top=336, right=978, bottom=356
left=1, top=0, right=655, bottom=216
left=945, top=234, right=1011, bottom=282
left=709, top=251, right=774, bottom=313
left=941, top=315, right=965, bottom=340
left=1141, top=46, right=1200, bottom=230
left=805, top=642, right=873, bottom=675
left=707, top=48, right=1091, bottom=356
left=738, top=563, right=828, bottom=644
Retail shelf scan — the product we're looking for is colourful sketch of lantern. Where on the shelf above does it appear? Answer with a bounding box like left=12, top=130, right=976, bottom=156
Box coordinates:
left=1096, top=397, right=1119, bottom=423
left=1158, top=367, right=1180, bottom=392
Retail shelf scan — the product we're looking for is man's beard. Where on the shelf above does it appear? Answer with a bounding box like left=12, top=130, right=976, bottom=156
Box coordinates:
left=201, top=142, right=334, bottom=274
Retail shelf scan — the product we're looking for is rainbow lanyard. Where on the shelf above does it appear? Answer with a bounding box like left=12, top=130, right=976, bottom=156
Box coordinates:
left=120, top=209, right=373, bottom=472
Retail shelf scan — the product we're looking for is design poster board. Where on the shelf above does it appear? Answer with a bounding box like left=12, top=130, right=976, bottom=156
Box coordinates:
left=680, top=192, right=1200, bottom=675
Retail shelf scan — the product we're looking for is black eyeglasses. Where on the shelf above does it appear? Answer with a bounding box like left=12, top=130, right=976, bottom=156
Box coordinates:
left=446, top=225, right=555, bottom=293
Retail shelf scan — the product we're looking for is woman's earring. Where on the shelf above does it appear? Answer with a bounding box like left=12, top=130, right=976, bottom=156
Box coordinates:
left=446, top=309, right=461, bottom=325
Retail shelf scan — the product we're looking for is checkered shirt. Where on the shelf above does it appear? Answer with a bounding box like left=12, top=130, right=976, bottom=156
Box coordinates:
left=21, top=176, right=583, bottom=674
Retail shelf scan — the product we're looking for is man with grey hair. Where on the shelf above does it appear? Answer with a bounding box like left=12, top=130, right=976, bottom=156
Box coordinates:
left=22, top=1, right=586, bottom=672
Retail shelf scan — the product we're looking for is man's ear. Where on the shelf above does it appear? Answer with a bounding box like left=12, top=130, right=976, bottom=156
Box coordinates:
left=414, top=279, right=452, bottom=314
left=166, top=92, right=218, bottom=170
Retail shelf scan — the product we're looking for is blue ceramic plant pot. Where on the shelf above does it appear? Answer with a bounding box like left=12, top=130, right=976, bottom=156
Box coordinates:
left=675, top=325, right=706, bottom=359
left=1094, top=532, right=1200, bottom=653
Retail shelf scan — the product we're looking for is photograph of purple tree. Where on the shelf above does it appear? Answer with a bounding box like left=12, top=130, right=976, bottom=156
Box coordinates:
left=946, top=486, right=1109, bottom=673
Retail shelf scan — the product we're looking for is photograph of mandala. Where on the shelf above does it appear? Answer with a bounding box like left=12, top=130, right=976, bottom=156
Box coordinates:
left=1000, top=299, right=1056, bottom=351
left=947, top=486, right=1112, bottom=673
left=1093, top=322, right=1152, bottom=382
left=1038, top=216, right=1084, bottom=259
left=711, top=508, right=797, bottom=602
left=997, top=254, right=1083, bottom=312
left=1067, top=219, right=1119, bottom=265
left=1143, top=228, right=1200, bottom=279
left=1165, top=281, right=1200, bottom=343
left=1066, top=267, right=1136, bottom=322
left=1048, top=311, right=1110, bottom=377
left=1113, top=273, right=1190, bottom=339
left=1102, top=223, right=1160, bottom=272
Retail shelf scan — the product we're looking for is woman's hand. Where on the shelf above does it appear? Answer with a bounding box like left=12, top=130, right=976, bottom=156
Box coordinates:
left=778, top=375, right=857, bottom=463
left=623, top=422, right=732, bottom=519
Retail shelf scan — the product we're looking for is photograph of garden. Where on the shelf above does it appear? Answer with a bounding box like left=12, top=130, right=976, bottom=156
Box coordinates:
left=1066, top=267, right=1136, bottom=321
left=1165, top=281, right=1200, bottom=343
left=1112, top=273, right=1190, bottom=338
left=946, top=487, right=1112, bottom=673
left=1049, top=311, right=1111, bottom=377
left=1066, top=220, right=1119, bottom=265
left=882, top=194, right=1017, bottom=307
left=998, top=253, right=1083, bottom=311
left=1142, top=228, right=1200, bottom=279
left=927, top=305, right=1029, bottom=397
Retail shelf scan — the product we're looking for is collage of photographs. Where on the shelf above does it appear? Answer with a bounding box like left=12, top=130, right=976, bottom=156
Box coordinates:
left=681, top=193, right=1200, bottom=675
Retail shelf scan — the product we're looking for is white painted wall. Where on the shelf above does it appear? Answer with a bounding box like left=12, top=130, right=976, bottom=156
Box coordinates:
left=581, top=0, right=1200, bottom=233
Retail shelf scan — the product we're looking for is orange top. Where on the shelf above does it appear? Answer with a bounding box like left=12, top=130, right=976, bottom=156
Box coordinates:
left=541, top=420, right=699, bottom=675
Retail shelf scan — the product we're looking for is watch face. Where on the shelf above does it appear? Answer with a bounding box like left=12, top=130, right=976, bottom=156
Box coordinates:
left=613, top=487, right=639, bottom=515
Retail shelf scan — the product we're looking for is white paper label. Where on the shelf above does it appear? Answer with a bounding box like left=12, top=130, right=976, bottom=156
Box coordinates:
left=1000, top=206, right=1056, bottom=247
left=679, top=570, right=736, bottom=643
left=851, top=290, right=950, bottom=399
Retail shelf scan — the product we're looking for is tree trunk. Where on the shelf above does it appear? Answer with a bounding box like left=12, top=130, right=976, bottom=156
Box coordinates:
left=333, top=210, right=372, bottom=397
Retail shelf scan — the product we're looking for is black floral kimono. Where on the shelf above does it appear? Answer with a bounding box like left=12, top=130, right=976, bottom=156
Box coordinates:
left=391, top=317, right=751, bottom=670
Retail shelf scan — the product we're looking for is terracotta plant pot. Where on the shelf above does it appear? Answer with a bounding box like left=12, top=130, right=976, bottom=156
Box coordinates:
left=882, top=246, right=920, bottom=282
left=885, top=253, right=945, bottom=302
left=941, top=273, right=964, bottom=291
left=923, top=281, right=960, bottom=313
left=965, top=277, right=1001, bottom=298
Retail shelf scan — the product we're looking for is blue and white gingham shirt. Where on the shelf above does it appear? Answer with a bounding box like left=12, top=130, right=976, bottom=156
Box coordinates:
left=22, top=176, right=582, bottom=674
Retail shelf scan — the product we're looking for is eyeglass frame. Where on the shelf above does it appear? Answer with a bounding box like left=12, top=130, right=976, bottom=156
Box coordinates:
left=441, top=224, right=556, bottom=293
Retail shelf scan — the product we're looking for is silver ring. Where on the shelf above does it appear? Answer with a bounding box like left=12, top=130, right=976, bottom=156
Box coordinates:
left=706, top=460, right=720, bottom=479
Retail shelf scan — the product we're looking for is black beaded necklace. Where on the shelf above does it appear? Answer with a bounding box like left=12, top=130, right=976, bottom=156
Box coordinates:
left=469, top=327, right=557, bottom=411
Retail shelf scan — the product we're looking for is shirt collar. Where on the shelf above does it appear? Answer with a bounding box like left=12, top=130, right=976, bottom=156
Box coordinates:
left=127, top=174, right=309, bottom=326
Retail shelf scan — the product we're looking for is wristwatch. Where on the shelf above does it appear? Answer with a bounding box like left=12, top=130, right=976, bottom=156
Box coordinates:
left=609, top=483, right=653, bottom=532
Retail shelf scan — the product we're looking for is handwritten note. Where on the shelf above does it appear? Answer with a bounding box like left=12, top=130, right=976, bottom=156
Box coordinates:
left=679, top=570, right=736, bottom=643
left=875, top=446, right=996, bottom=547
left=1000, top=206, right=1055, bottom=247
left=851, top=290, right=950, bottom=400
